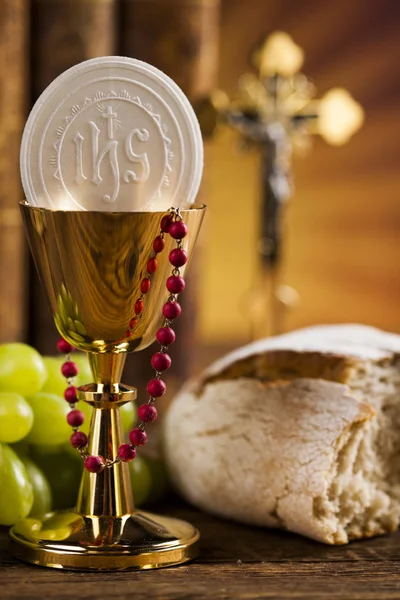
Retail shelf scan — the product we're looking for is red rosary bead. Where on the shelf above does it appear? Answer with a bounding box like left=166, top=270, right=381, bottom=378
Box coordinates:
left=135, top=299, right=144, bottom=315
left=166, top=275, right=185, bottom=294
left=156, top=327, right=176, bottom=346
left=64, top=386, right=78, bottom=403
left=84, top=455, right=106, bottom=473
left=169, top=248, right=188, bottom=267
left=67, top=409, right=85, bottom=428
left=129, top=428, right=148, bottom=446
left=138, top=404, right=158, bottom=423
left=147, top=378, right=166, bottom=397
left=162, top=301, right=182, bottom=320
left=70, top=431, right=88, bottom=449
left=169, top=221, right=188, bottom=239
left=57, top=338, right=74, bottom=354
left=140, top=278, right=151, bottom=294
left=160, top=214, right=173, bottom=233
left=62, top=361, right=79, bottom=378
left=147, top=257, right=158, bottom=274
left=153, top=236, right=165, bottom=253
left=129, top=317, right=139, bottom=329
left=151, top=352, right=171, bottom=371
left=118, top=444, right=136, bottom=462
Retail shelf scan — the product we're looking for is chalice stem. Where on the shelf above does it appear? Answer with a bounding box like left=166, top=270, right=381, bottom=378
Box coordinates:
left=76, top=352, right=135, bottom=517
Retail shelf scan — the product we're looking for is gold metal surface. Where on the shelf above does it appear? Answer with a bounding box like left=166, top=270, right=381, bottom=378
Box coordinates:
left=10, top=203, right=205, bottom=571
left=9, top=510, right=200, bottom=571
left=77, top=382, right=135, bottom=518
left=19, top=203, right=205, bottom=353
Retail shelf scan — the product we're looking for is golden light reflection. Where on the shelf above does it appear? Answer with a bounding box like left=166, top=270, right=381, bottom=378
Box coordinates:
left=257, top=31, right=304, bottom=77
left=318, top=88, right=365, bottom=146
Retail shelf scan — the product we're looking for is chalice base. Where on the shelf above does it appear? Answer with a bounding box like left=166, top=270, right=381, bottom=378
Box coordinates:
left=9, top=509, right=200, bottom=571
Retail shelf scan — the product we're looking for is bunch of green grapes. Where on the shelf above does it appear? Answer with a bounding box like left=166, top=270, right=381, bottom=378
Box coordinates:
left=0, top=343, right=168, bottom=526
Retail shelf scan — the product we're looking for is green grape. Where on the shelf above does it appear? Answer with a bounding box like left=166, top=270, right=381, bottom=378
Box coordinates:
left=0, top=343, right=46, bottom=396
left=41, top=357, right=66, bottom=397
left=129, top=454, right=152, bottom=507
left=73, top=353, right=92, bottom=387
left=12, top=512, right=81, bottom=543
left=145, top=456, right=170, bottom=504
left=26, top=392, right=70, bottom=446
left=0, top=444, right=33, bottom=525
left=0, top=393, right=33, bottom=443
left=38, top=512, right=84, bottom=541
left=31, top=446, right=82, bottom=509
left=23, top=458, right=52, bottom=517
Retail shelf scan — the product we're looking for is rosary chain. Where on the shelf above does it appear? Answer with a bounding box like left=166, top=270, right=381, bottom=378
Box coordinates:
left=59, top=207, right=188, bottom=473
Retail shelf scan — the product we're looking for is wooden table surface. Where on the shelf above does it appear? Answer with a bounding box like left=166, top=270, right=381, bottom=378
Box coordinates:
left=2, top=500, right=400, bottom=600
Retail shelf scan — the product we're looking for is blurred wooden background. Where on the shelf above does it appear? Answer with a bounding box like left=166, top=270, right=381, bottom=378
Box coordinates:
left=199, top=0, right=400, bottom=345
left=1, top=0, right=399, bottom=353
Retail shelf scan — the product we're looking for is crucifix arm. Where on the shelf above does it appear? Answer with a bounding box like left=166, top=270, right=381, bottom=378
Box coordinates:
left=226, top=110, right=271, bottom=144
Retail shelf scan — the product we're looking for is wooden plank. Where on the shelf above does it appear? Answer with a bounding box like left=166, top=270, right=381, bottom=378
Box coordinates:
left=3, top=561, right=400, bottom=600
left=2, top=502, right=400, bottom=599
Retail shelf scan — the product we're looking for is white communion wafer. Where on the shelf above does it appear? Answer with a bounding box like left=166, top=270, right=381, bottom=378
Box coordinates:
left=20, top=56, right=203, bottom=211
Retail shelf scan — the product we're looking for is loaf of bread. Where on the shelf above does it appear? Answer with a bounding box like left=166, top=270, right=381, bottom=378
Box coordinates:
left=163, top=325, right=400, bottom=544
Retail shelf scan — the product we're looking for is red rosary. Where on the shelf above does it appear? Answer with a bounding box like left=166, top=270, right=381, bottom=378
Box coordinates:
left=57, top=208, right=188, bottom=473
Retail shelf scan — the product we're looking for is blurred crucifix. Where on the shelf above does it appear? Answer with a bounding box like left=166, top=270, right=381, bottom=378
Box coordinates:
left=197, top=31, right=364, bottom=339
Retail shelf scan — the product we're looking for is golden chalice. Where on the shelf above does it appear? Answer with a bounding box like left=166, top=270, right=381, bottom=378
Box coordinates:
left=9, top=203, right=205, bottom=570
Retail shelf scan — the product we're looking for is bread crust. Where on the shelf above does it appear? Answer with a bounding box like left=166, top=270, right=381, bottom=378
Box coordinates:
left=203, top=324, right=400, bottom=386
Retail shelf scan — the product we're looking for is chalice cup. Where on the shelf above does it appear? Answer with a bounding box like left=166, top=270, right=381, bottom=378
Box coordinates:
left=9, top=202, right=205, bottom=571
